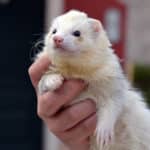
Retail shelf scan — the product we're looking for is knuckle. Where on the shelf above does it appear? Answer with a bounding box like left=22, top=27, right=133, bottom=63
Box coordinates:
left=37, top=106, right=44, bottom=118
left=42, top=93, right=53, bottom=107
left=28, top=66, right=35, bottom=77
left=37, top=95, right=49, bottom=118
left=37, top=100, right=46, bottom=119
left=37, top=101, right=42, bottom=118
left=37, top=96, right=47, bottom=118
left=38, top=93, right=56, bottom=117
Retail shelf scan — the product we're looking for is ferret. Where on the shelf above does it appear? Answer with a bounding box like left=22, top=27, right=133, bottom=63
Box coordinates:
left=37, top=10, right=150, bottom=150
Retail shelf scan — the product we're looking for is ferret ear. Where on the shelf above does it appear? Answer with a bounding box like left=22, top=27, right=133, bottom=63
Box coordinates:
left=88, top=18, right=102, bottom=32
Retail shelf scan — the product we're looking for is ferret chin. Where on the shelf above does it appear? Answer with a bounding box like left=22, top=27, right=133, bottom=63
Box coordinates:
left=37, top=10, right=150, bottom=150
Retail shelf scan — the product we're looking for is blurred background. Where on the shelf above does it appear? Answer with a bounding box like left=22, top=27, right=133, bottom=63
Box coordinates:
left=0, top=0, right=150, bottom=150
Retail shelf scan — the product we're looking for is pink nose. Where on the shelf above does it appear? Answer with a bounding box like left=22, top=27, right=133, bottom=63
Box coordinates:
left=53, top=36, right=64, bottom=46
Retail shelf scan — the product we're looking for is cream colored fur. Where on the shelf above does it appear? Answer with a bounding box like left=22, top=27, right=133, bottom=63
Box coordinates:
left=37, top=10, right=150, bottom=150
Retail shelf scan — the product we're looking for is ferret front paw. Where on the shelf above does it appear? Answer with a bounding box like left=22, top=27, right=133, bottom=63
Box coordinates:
left=95, top=123, right=114, bottom=149
left=38, top=74, right=64, bottom=94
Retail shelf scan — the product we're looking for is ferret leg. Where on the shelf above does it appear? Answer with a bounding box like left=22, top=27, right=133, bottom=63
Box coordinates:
left=95, top=99, right=122, bottom=149
left=38, top=73, right=64, bottom=94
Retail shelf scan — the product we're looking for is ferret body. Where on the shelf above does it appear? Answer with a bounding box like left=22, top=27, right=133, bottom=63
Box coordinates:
left=37, top=10, right=150, bottom=150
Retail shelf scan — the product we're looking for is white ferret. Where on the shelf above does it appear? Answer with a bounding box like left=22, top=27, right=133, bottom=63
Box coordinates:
left=37, top=10, right=150, bottom=150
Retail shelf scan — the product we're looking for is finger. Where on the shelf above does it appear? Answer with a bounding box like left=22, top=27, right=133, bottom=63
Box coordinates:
left=46, top=100, right=96, bottom=132
left=37, top=79, right=87, bottom=118
left=28, top=54, right=51, bottom=88
left=57, top=113, right=97, bottom=144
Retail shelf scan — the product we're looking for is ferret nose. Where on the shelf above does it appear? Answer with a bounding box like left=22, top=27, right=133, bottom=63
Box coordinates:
left=53, top=36, right=64, bottom=45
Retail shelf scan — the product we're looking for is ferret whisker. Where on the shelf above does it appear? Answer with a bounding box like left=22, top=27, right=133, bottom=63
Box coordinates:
left=34, top=40, right=44, bottom=48
left=30, top=39, right=45, bottom=62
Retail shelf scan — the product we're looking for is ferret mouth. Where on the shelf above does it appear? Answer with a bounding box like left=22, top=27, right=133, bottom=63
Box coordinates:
left=55, top=47, right=70, bottom=53
left=54, top=45, right=76, bottom=54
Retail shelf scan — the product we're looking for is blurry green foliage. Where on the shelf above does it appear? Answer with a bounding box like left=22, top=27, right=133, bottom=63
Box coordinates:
left=134, top=65, right=150, bottom=106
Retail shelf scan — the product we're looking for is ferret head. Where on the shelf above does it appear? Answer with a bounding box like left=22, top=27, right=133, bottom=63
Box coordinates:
left=45, top=10, right=112, bottom=64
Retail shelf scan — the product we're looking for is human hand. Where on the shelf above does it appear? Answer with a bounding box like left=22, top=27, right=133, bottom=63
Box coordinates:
left=28, top=54, right=97, bottom=150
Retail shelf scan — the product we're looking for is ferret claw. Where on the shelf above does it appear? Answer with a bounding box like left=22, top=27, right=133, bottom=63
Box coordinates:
left=95, top=126, right=114, bottom=150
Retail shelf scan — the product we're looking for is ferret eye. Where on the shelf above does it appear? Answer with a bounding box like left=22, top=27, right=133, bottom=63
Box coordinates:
left=52, top=29, right=57, bottom=34
left=72, top=30, right=81, bottom=37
